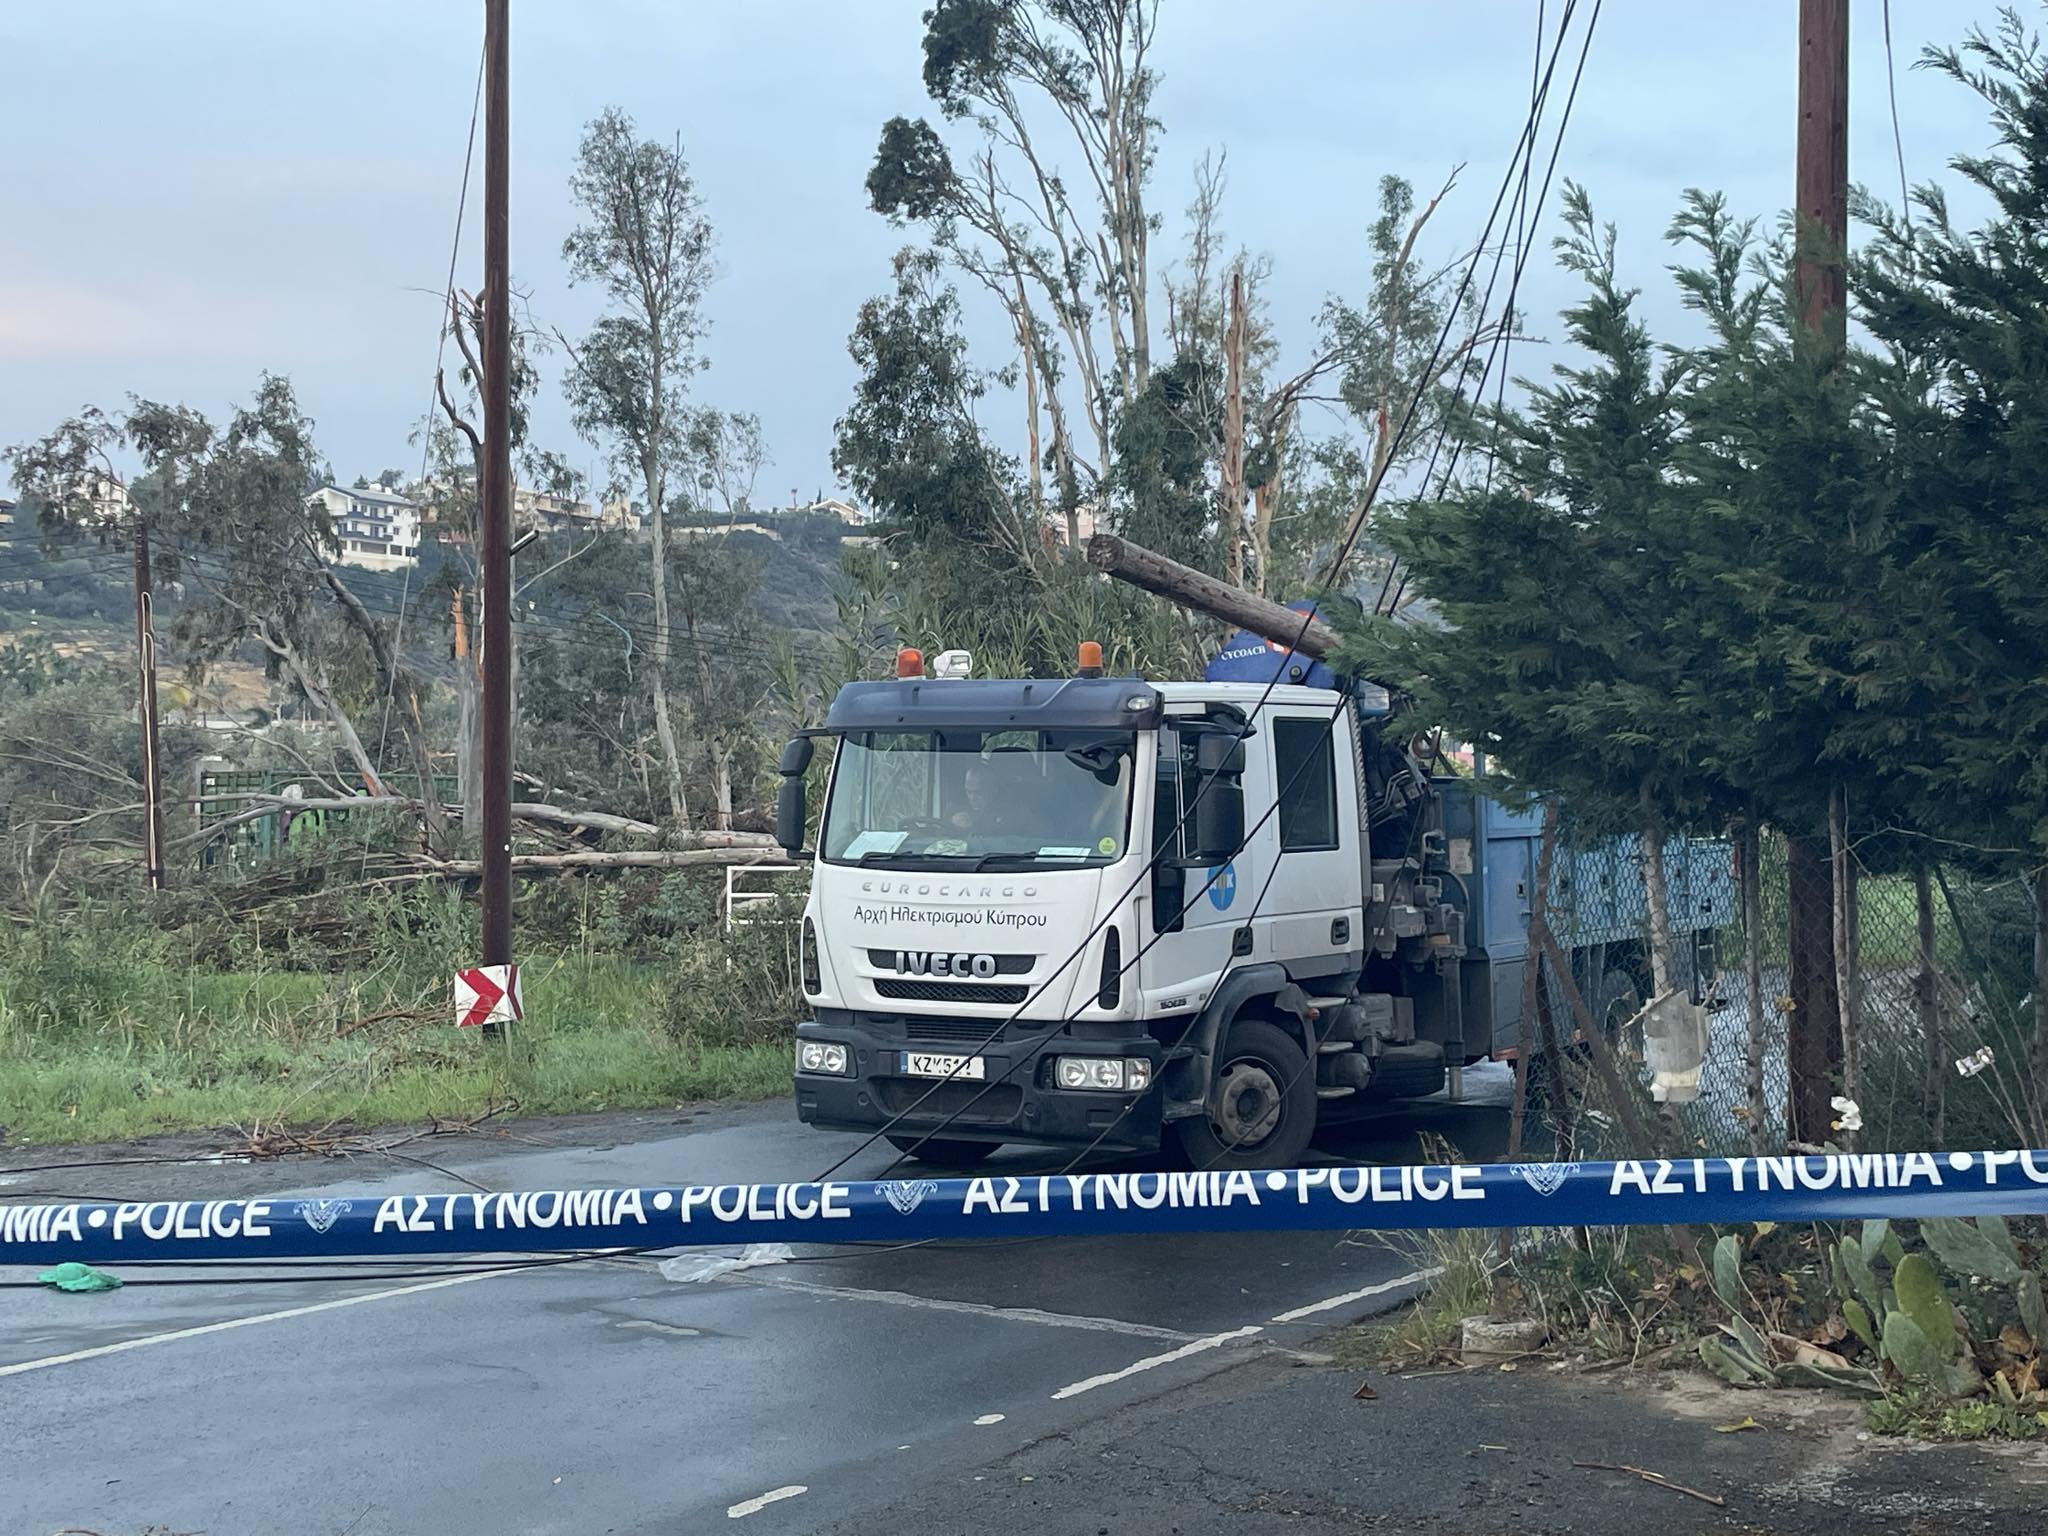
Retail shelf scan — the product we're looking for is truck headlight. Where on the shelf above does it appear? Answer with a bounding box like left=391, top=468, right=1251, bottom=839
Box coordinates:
left=797, top=1041, right=850, bottom=1076
left=1052, top=1056, right=1151, bottom=1092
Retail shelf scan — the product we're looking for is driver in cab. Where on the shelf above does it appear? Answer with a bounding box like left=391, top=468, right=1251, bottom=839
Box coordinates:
left=950, top=759, right=1018, bottom=835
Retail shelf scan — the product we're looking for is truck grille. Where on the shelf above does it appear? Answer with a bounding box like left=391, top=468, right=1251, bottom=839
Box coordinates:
left=874, top=979, right=1029, bottom=1005
left=876, top=1080, right=1023, bottom=1124
left=867, top=950, right=1033, bottom=974
left=903, top=1017, right=1006, bottom=1044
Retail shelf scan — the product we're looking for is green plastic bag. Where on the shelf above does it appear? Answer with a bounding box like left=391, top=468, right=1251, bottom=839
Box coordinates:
left=37, top=1261, right=122, bottom=1293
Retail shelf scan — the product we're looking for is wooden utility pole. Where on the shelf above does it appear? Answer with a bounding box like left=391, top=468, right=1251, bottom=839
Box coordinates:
left=131, top=506, right=165, bottom=890
left=1785, top=0, right=1849, bottom=1145
left=1086, top=533, right=1340, bottom=659
left=1796, top=0, right=1850, bottom=339
left=480, top=0, right=513, bottom=976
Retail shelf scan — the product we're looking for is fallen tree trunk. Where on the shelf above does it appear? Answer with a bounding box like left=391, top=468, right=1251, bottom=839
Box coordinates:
left=425, top=848, right=788, bottom=874
left=178, top=794, right=778, bottom=851
left=1086, top=532, right=1340, bottom=659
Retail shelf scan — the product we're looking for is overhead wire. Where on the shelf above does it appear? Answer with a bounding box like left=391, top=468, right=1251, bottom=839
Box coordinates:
left=7, top=9, right=1602, bottom=1276
left=1039, top=1, right=1599, bottom=1181
left=821, top=0, right=1603, bottom=1183
left=374, top=39, right=483, bottom=777
left=1380, top=0, right=1600, bottom=619
left=1882, top=0, right=1913, bottom=233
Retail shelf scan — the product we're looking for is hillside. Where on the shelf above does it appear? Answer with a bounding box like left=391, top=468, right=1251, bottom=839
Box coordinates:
left=0, top=512, right=858, bottom=695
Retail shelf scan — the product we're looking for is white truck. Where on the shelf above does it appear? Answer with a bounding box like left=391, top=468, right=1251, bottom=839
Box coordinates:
left=780, top=638, right=1474, bottom=1171
left=779, top=645, right=1730, bottom=1169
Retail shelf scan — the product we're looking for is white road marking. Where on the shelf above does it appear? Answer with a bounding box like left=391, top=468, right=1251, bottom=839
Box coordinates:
left=973, top=1413, right=1004, bottom=1426
left=616, top=1319, right=701, bottom=1338
left=1267, top=1266, right=1442, bottom=1325
left=726, top=1272, right=1196, bottom=1341
left=727, top=1485, right=807, bottom=1519
left=1049, top=1325, right=1262, bottom=1400
left=0, top=1266, right=532, bottom=1379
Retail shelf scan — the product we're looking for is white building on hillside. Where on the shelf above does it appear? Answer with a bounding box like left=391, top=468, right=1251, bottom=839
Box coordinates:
left=310, top=483, right=421, bottom=570
left=800, top=496, right=866, bottom=525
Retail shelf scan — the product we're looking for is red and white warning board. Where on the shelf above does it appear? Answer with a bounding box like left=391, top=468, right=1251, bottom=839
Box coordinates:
left=454, top=964, right=522, bottom=1030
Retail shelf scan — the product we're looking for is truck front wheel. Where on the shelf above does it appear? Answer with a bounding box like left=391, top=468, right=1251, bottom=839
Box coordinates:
left=885, top=1134, right=999, bottom=1167
left=1172, top=1020, right=1316, bottom=1171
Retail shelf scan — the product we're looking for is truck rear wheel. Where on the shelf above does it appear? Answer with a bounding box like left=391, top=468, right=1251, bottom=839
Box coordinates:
left=1172, top=1020, right=1316, bottom=1171
left=885, top=1134, right=999, bottom=1167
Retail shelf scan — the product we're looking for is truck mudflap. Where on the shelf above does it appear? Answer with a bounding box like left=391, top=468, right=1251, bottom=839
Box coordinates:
left=793, top=1014, right=1166, bottom=1153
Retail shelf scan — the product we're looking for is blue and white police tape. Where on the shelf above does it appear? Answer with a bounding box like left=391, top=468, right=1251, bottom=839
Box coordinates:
left=4, top=1150, right=2047, bottom=1266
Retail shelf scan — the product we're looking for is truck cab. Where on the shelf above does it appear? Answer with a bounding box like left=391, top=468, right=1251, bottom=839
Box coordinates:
left=781, top=648, right=1474, bottom=1170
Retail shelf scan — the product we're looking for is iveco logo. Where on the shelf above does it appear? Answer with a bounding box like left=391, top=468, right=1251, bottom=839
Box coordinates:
left=893, top=951, right=999, bottom=979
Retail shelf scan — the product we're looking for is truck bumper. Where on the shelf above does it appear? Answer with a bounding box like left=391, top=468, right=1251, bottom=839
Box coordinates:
left=792, top=1012, right=1165, bottom=1154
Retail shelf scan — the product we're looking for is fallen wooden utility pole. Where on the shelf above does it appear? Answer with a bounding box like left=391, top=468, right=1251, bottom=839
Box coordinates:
left=1086, top=532, right=1340, bottom=659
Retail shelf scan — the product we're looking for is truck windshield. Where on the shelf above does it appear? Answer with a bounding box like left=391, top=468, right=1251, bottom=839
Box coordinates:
left=820, top=728, right=1136, bottom=868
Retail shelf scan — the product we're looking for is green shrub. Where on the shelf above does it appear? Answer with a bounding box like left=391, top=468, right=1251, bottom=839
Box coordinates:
left=660, top=897, right=806, bottom=1049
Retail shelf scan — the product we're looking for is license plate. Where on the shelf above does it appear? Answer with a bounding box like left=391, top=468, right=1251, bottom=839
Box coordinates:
left=901, top=1051, right=985, bottom=1080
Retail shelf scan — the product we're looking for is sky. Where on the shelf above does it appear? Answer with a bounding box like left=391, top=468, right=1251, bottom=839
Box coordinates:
left=0, top=1, right=2020, bottom=505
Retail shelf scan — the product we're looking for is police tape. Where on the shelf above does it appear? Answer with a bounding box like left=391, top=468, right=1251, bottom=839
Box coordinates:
left=4, top=1150, right=2048, bottom=1266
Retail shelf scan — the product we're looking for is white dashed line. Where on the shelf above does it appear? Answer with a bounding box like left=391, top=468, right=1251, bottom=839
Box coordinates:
left=726, top=1272, right=1196, bottom=1341
left=0, top=1266, right=534, bottom=1379
left=1049, top=1325, right=1263, bottom=1400
left=727, top=1485, right=807, bottom=1519
left=1267, top=1266, right=1441, bottom=1325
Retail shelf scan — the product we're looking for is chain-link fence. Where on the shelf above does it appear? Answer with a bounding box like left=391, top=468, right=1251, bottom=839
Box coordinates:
left=1514, top=822, right=2043, bottom=1162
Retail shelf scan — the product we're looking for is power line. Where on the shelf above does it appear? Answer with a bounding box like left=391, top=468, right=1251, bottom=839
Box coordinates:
left=374, top=35, right=487, bottom=806
left=1882, top=0, right=1912, bottom=231
left=1380, top=0, right=1601, bottom=618
left=817, top=0, right=1605, bottom=1180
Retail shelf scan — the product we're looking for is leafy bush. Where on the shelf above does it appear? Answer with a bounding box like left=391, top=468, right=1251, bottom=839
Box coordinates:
left=660, top=895, right=805, bottom=1049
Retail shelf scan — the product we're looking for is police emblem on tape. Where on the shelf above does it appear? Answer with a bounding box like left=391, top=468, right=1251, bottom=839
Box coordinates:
left=1511, top=1163, right=1570, bottom=1197
left=874, top=1179, right=938, bottom=1215
left=295, top=1198, right=352, bottom=1234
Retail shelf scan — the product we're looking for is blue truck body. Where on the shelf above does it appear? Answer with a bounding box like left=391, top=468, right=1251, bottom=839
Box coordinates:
left=1208, top=637, right=1737, bottom=1063
left=1436, top=778, right=1736, bottom=1058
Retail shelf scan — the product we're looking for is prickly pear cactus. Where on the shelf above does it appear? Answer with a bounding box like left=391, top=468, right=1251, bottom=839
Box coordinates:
left=1921, top=1217, right=2022, bottom=1284
left=1893, top=1252, right=1957, bottom=1347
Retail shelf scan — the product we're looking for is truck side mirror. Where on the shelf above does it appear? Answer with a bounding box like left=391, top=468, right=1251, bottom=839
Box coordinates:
left=1188, top=776, right=1243, bottom=863
left=1195, top=730, right=1245, bottom=776
left=775, top=735, right=815, bottom=855
left=1181, top=726, right=1246, bottom=863
left=775, top=777, right=807, bottom=855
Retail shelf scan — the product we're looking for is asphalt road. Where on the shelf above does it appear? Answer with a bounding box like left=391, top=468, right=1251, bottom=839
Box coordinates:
left=1, top=1071, right=1517, bottom=1535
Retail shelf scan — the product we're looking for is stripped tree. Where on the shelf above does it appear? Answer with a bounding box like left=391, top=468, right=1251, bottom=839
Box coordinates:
left=561, top=107, right=717, bottom=829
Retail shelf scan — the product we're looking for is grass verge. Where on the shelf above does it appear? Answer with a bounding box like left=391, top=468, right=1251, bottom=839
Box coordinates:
left=0, top=956, right=792, bottom=1145
left=1334, top=1228, right=1497, bottom=1371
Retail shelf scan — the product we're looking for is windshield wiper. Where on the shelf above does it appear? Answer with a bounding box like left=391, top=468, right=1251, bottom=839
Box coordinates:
left=970, top=851, right=1094, bottom=870
left=853, top=849, right=981, bottom=868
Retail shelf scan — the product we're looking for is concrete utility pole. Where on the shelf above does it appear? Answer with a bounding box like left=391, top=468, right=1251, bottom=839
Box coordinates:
left=480, top=0, right=513, bottom=977
left=1785, top=0, right=1849, bottom=1145
left=132, top=506, right=165, bottom=890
